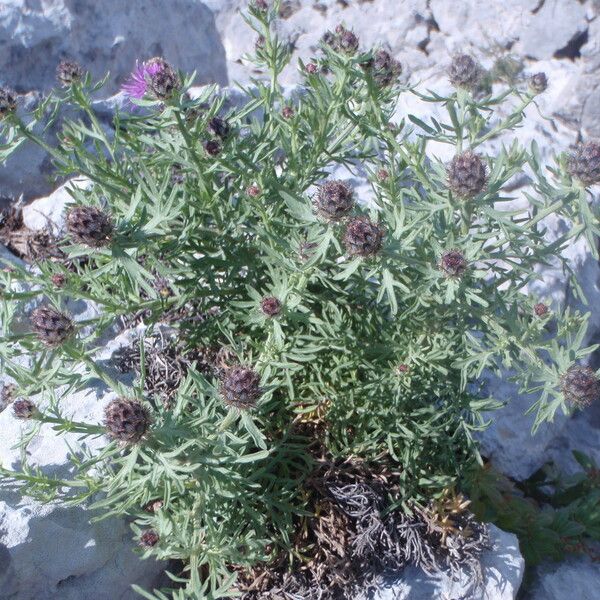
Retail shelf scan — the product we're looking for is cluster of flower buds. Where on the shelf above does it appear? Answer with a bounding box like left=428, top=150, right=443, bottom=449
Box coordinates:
left=439, top=249, right=468, bottom=278
left=0, top=87, right=17, bottom=119
left=447, top=151, right=487, bottom=198
left=322, top=25, right=359, bottom=55
left=30, top=306, right=74, bottom=347
left=260, top=296, right=282, bottom=317
left=448, top=54, right=482, bottom=90
left=66, top=205, right=114, bottom=247
left=561, top=365, right=600, bottom=408
left=220, top=366, right=262, bottom=409
left=343, top=217, right=385, bottom=257
left=567, top=141, right=600, bottom=187
left=533, top=302, right=550, bottom=317
left=56, top=59, right=84, bottom=87
left=104, top=398, right=151, bottom=443
left=314, top=180, right=354, bottom=221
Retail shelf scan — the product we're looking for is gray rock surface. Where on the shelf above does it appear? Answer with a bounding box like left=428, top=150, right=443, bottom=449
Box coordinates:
left=373, top=525, right=524, bottom=600
left=525, top=555, right=600, bottom=600
left=0, top=0, right=227, bottom=94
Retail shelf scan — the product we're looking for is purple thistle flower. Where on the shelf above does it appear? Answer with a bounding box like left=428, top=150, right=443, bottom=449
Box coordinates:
left=121, top=57, right=170, bottom=107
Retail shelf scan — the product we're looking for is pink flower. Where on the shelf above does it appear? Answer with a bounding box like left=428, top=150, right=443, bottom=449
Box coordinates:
left=121, top=57, right=167, bottom=105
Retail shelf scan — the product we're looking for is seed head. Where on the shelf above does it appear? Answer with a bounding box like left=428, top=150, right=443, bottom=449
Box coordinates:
left=447, top=151, right=487, bottom=198
left=323, top=25, right=359, bottom=55
left=261, top=296, right=282, bottom=317
left=561, top=366, right=600, bottom=408
left=139, top=530, right=159, bottom=548
left=207, top=116, right=230, bottom=139
left=66, top=205, right=113, bottom=247
left=367, top=50, right=402, bottom=87
left=30, top=307, right=74, bottom=347
left=343, top=217, right=384, bottom=257
left=12, top=399, right=37, bottom=420
left=534, top=302, right=549, bottom=317
left=104, top=398, right=151, bottom=443
left=220, top=366, right=262, bottom=409
left=529, top=72, right=548, bottom=94
left=204, top=140, right=222, bottom=156
left=567, top=142, right=600, bottom=186
left=0, top=87, right=17, bottom=119
left=51, top=273, right=67, bottom=288
left=147, top=59, right=180, bottom=100
left=56, top=59, right=84, bottom=87
left=282, top=106, right=295, bottom=119
left=440, top=249, right=468, bottom=278
left=448, top=54, right=481, bottom=89
left=315, top=180, right=354, bottom=221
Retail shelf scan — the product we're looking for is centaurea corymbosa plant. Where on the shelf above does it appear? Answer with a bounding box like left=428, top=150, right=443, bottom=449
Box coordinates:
left=1, top=1, right=600, bottom=597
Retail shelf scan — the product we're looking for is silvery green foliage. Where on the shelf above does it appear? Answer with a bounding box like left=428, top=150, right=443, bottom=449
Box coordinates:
left=1, top=1, right=599, bottom=598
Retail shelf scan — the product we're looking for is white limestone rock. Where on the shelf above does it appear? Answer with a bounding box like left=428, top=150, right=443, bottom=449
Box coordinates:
left=373, top=524, right=524, bottom=600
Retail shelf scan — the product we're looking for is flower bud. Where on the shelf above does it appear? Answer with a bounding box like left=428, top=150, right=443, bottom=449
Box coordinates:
left=220, top=366, right=262, bottom=409
left=343, top=217, right=384, bottom=257
left=207, top=116, right=230, bottom=140
left=534, top=302, right=549, bottom=317
left=30, top=307, right=74, bottom=347
left=567, top=142, right=600, bottom=186
left=204, top=140, right=222, bottom=156
left=561, top=366, right=600, bottom=408
left=305, top=63, right=318, bottom=74
left=440, top=249, right=468, bottom=278
left=147, top=59, right=180, bottom=100
left=448, top=54, right=481, bottom=89
left=66, top=205, right=114, bottom=247
left=104, top=398, right=151, bottom=443
left=377, top=169, right=389, bottom=181
left=367, top=50, right=402, bottom=87
left=447, top=151, right=487, bottom=198
left=315, top=180, right=354, bottom=221
left=254, top=0, right=268, bottom=10
left=0, top=87, right=17, bottom=119
left=247, top=185, right=261, bottom=197
left=51, top=273, right=67, bottom=288
left=13, top=399, right=37, bottom=420
left=261, top=296, right=282, bottom=317
left=282, top=106, right=295, bottom=119
left=529, top=72, right=548, bottom=94
left=56, top=59, right=84, bottom=87
left=139, top=530, right=159, bottom=548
